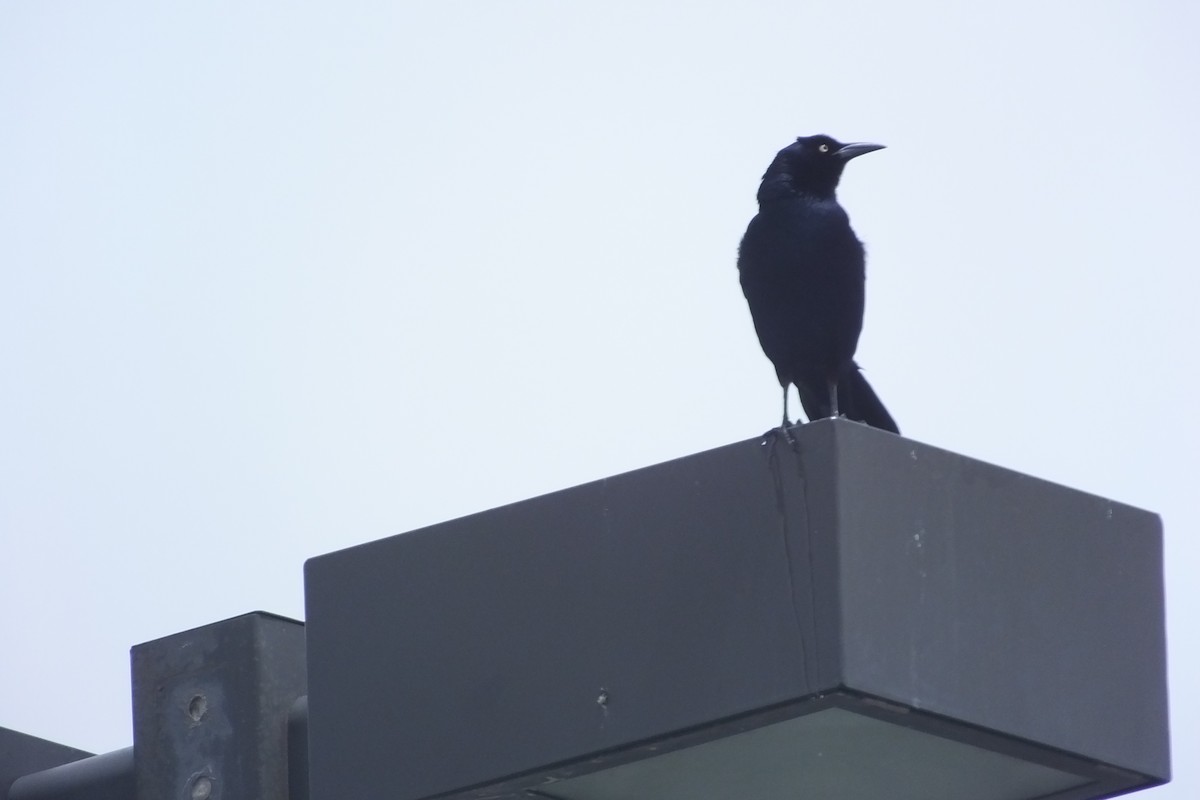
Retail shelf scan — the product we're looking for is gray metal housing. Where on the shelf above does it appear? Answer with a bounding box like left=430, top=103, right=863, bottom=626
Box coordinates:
left=304, top=419, right=1168, bottom=800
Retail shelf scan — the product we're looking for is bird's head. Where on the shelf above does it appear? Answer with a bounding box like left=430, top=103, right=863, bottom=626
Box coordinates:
left=758, top=134, right=885, bottom=202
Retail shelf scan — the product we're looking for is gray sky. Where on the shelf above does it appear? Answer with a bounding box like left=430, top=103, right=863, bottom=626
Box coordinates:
left=2, top=1, right=1196, bottom=796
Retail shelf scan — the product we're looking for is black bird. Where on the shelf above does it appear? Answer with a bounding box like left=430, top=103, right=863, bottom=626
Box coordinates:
left=737, top=134, right=898, bottom=434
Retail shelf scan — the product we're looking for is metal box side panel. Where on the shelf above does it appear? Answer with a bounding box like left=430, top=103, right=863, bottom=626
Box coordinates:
left=304, top=436, right=841, bottom=800
left=830, top=422, right=1169, bottom=780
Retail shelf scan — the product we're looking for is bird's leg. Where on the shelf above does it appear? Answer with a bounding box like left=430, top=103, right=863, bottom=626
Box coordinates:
left=827, top=378, right=840, bottom=419
left=771, top=385, right=795, bottom=444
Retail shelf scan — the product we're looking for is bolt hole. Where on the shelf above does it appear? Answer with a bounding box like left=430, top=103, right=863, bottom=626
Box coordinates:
left=187, top=694, right=208, bottom=722
left=190, top=775, right=213, bottom=800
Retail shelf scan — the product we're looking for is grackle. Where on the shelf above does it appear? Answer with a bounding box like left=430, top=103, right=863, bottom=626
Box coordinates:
left=737, top=134, right=898, bottom=434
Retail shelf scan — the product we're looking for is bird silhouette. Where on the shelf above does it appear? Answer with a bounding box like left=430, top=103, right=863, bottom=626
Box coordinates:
left=737, top=134, right=897, bottom=434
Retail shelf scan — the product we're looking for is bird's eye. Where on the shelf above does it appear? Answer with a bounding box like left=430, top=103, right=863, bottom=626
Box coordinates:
left=818, top=143, right=830, bottom=153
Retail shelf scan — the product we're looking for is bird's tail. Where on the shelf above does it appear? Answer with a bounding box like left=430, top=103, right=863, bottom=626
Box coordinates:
left=839, top=363, right=899, bottom=434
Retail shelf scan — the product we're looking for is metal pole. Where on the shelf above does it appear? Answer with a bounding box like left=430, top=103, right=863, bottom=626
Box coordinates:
left=9, top=748, right=134, bottom=800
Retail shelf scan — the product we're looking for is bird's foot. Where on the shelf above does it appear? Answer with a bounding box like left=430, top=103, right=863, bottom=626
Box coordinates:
left=762, top=423, right=798, bottom=449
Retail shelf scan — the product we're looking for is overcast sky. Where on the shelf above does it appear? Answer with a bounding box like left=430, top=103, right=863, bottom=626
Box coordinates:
left=2, top=2, right=1197, bottom=796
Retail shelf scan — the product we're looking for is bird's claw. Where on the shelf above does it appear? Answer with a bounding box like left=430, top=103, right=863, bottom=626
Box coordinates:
left=762, top=423, right=799, bottom=451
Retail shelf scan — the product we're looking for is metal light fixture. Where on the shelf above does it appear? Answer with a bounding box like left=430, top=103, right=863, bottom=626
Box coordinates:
left=304, top=420, right=1168, bottom=800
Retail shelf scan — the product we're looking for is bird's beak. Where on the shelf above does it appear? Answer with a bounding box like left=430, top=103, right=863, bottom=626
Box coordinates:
left=836, top=142, right=886, bottom=161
